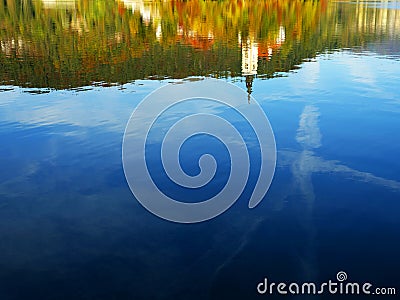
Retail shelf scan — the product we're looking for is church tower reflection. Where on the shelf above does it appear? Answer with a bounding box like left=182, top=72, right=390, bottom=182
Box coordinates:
left=240, top=26, right=286, bottom=103
left=239, top=33, right=258, bottom=103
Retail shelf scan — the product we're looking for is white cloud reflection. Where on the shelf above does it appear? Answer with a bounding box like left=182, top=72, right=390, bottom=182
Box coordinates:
left=273, top=104, right=400, bottom=281
left=286, top=105, right=400, bottom=191
left=296, top=105, right=321, bottom=149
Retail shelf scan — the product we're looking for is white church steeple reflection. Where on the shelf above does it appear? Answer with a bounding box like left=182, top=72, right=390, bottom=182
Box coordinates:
left=240, top=26, right=286, bottom=103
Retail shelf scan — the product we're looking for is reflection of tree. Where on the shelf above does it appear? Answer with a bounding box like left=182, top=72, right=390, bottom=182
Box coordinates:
left=0, top=0, right=399, bottom=88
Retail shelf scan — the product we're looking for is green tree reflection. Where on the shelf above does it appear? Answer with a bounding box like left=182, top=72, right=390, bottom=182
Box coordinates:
left=0, top=0, right=398, bottom=89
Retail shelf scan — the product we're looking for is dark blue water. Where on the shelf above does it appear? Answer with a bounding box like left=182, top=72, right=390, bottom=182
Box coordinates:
left=1, top=48, right=399, bottom=299
left=2, top=0, right=400, bottom=292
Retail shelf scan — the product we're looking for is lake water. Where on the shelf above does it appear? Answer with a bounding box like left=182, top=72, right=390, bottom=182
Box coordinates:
left=0, top=0, right=399, bottom=299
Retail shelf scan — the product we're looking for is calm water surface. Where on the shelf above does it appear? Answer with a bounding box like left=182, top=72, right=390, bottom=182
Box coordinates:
left=0, top=0, right=400, bottom=299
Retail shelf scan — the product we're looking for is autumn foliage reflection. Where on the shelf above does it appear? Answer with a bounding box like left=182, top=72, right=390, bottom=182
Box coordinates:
left=0, top=0, right=398, bottom=88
